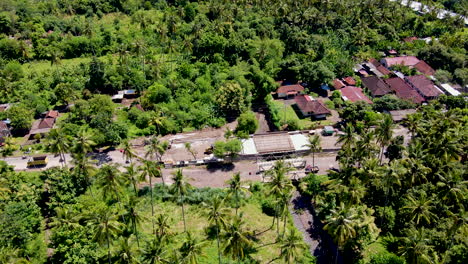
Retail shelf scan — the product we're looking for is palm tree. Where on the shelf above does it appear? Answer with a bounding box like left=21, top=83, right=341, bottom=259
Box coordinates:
left=170, top=169, right=191, bottom=232
left=49, top=206, right=80, bottom=230
left=203, top=196, right=230, bottom=264
left=120, top=139, right=136, bottom=163
left=375, top=114, right=394, bottom=164
left=304, top=135, right=322, bottom=169
left=155, top=213, right=172, bottom=238
left=96, top=164, right=124, bottom=203
left=222, top=214, right=254, bottom=262
left=142, top=235, right=170, bottom=264
left=178, top=232, right=207, bottom=264
left=278, top=190, right=293, bottom=237
left=336, top=124, right=356, bottom=149
left=403, top=193, right=437, bottom=226
left=72, top=128, right=96, bottom=156
left=324, top=203, right=358, bottom=264
left=71, top=152, right=96, bottom=193
left=124, top=163, right=140, bottom=195
left=87, top=205, right=123, bottom=264
left=404, top=113, right=421, bottom=138
left=398, top=227, right=434, bottom=264
left=379, top=160, right=406, bottom=206
left=45, top=128, right=71, bottom=167
left=144, top=136, right=169, bottom=185
left=265, top=161, right=294, bottom=231
left=278, top=229, right=308, bottom=264
left=123, top=195, right=145, bottom=247
left=114, top=236, right=141, bottom=264
left=227, top=172, right=247, bottom=216
left=139, top=160, right=160, bottom=234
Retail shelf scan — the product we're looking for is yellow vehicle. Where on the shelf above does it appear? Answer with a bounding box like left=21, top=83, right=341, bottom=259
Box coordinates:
left=27, top=155, right=48, bottom=167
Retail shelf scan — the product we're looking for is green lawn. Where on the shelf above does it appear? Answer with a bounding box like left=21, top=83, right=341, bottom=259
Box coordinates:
left=272, top=100, right=315, bottom=129
left=21, top=57, right=92, bottom=75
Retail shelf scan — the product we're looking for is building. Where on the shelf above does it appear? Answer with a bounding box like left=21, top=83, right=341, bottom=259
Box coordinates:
left=42, top=110, right=59, bottom=119
left=406, top=75, right=443, bottom=100
left=276, top=84, right=305, bottom=98
left=340, top=86, right=373, bottom=104
left=384, top=77, right=425, bottom=104
left=342, top=76, right=356, bottom=86
left=333, top=79, right=346, bottom=90
left=439, top=83, right=461, bottom=96
left=294, top=95, right=331, bottom=119
left=381, top=56, right=420, bottom=68
left=381, top=56, right=435, bottom=76
left=413, top=61, right=436, bottom=76
left=368, top=58, right=392, bottom=76
left=389, top=109, right=417, bottom=122
left=362, top=76, right=392, bottom=97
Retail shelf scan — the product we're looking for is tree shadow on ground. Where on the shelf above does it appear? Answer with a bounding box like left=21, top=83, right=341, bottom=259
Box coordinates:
left=291, top=193, right=342, bottom=264
left=206, top=162, right=235, bottom=172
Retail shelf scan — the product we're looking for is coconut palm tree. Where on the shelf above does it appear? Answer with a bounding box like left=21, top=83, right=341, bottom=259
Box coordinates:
left=49, top=206, right=80, bottom=230
left=227, top=172, right=248, bottom=216
left=324, top=203, right=358, bottom=264
left=86, top=205, right=123, bottom=264
left=72, top=128, right=96, bottom=156
left=178, top=232, right=207, bottom=264
left=336, top=124, right=356, bottom=149
left=170, top=169, right=191, bottom=232
left=71, top=152, right=96, bottom=192
left=124, top=163, right=140, bottom=195
left=142, top=235, right=170, bottom=264
left=278, top=229, right=308, bottom=264
left=304, top=135, right=322, bottom=169
left=375, top=114, right=394, bottom=164
left=139, top=160, right=161, bottom=234
left=203, top=195, right=230, bottom=264
left=379, top=160, right=406, bottom=206
left=277, top=189, right=293, bottom=237
left=96, top=164, right=125, bottom=203
left=155, top=213, right=172, bottom=238
left=265, top=161, right=294, bottom=230
left=222, top=213, right=254, bottom=262
left=403, top=193, right=437, bottom=226
left=123, top=195, right=145, bottom=247
left=45, top=128, right=71, bottom=167
left=144, top=136, right=169, bottom=186
left=114, top=236, right=141, bottom=264
left=120, top=139, right=136, bottom=163
left=398, top=227, right=434, bottom=264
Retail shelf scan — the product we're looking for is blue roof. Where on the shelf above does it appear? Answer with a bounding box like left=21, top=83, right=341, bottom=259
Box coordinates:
left=320, top=84, right=330, bottom=90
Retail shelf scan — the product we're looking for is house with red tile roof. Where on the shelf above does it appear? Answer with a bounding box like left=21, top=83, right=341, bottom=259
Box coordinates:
left=276, top=84, right=305, bottom=98
left=405, top=75, right=443, bottom=100
left=343, top=77, right=356, bottom=86
left=333, top=79, right=346, bottom=90
left=294, top=95, right=331, bottom=119
left=384, top=77, right=425, bottom=104
left=362, top=76, right=392, bottom=97
left=340, top=86, right=373, bottom=104
left=43, top=110, right=59, bottom=119
left=381, top=56, right=420, bottom=68
left=413, top=61, right=435, bottom=76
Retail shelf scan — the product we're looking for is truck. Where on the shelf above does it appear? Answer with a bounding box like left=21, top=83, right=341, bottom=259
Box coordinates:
left=27, top=155, right=48, bottom=167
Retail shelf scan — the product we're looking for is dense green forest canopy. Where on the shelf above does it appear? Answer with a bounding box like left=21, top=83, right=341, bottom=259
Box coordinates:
left=0, top=0, right=466, bottom=139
